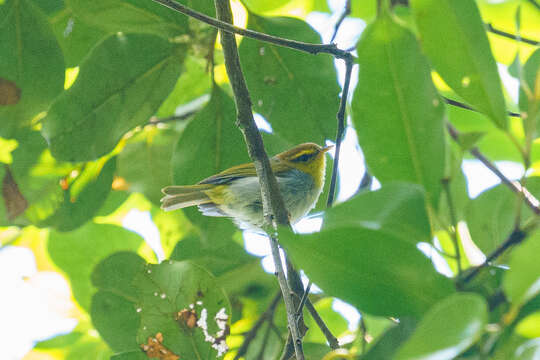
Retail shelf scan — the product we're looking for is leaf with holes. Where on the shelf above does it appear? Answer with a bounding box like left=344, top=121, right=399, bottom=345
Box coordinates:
left=352, top=13, right=445, bottom=208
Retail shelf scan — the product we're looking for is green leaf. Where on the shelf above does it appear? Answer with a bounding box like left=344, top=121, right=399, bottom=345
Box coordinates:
left=351, top=14, right=445, bottom=209
left=359, top=318, right=417, bottom=360
left=395, top=293, right=487, bottom=360
left=49, top=6, right=108, bottom=68
left=0, top=0, right=64, bottom=135
left=280, top=226, right=455, bottom=318
left=504, top=231, right=540, bottom=306
left=67, top=0, right=187, bottom=37
left=156, top=56, right=212, bottom=118
left=48, top=222, right=143, bottom=310
left=410, top=0, right=508, bottom=129
left=135, top=260, right=231, bottom=358
left=239, top=14, right=340, bottom=144
left=519, top=49, right=540, bottom=135
left=515, top=339, right=540, bottom=360
left=466, top=177, right=540, bottom=255
left=117, top=127, right=180, bottom=205
left=322, top=182, right=431, bottom=244
left=170, top=232, right=255, bottom=277
left=91, top=253, right=231, bottom=359
left=7, top=130, right=74, bottom=226
left=41, top=156, right=116, bottom=231
left=42, top=33, right=185, bottom=161
left=91, top=252, right=146, bottom=352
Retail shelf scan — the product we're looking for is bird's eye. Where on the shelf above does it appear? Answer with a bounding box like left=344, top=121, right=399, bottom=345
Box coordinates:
left=293, top=152, right=315, bottom=162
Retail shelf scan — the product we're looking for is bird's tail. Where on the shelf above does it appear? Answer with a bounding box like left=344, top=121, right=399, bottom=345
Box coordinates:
left=160, top=185, right=214, bottom=211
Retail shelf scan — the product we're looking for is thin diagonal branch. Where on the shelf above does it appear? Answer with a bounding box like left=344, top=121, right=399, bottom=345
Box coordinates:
left=214, top=1, right=303, bottom=359
left=446, top=123, right=540, bottom=215
left=151, top=0, right=352, bottom=59
left=443, top=96, right=521, bottom=118
left=327, top=56, right=354, bottom=207
left=460, top=229, right=527, bottom=284
left=234, top=292, right=281, bottom=360
left=305, top=300, right=340, bottom=349
left=485, top=23, right=539, bottom=46
left=330, top=0, right=351, bottom=43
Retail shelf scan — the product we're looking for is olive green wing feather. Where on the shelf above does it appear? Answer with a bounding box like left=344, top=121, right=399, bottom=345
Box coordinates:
left=199, top=157, right=291, bottom=185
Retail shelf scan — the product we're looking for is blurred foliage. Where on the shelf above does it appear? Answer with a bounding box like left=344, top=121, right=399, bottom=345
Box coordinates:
left=0, top=0, right=539, bottom=359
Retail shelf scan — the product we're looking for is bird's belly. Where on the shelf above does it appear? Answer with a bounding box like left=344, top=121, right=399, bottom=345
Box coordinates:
left=214, top=169, right=320, bottom=230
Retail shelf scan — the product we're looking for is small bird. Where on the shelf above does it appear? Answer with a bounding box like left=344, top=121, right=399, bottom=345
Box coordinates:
left=161, top=143, right=332, bottom=230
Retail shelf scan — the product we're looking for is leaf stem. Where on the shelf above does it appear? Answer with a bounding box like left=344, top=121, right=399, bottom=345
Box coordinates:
left=447, top=123, right=540, bottom=216
left=150, top=0, right=352, bottom=59
left=330, top=0, right=351, bottom=43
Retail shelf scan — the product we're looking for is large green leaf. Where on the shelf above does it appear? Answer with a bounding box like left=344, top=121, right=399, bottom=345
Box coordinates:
left=48, top=222, right=143, bottom=310
left=351, top=13, right=445, bottom=209
left=42, top=33, right=185, bottom=161
left=322, top=182, right=431, bottom=244
left=40, top=156, right=116, bottom=231
left=359, top=318, right=417, bottom=360
left=519, top=49, right=540, bottom=136
left=239, top=14, right=340, bottom=144
left=49, top=6, right=108, bottom=68
left=466, top=177, right=540, bottom=255
left=280, top=226, right=455, bottom=318
left=410, top=0, right=508, bottom=129
left=504, top=231, right=540, bottom=307
left=117, top=127, right=180, bottom=205
left=0, top=0, right=64, bottom=135
left=91, top=252, right=231, bottom=359
left=395, top=293, right=487, bottom=360
left=67, top=0, right=185, bottom=37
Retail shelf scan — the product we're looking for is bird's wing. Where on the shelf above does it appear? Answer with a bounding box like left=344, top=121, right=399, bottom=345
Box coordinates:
left=199, top=157, right=291, bottom=185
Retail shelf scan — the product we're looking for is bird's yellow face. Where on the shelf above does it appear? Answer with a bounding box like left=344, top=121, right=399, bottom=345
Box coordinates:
left=276, top=143, right=333, bottom=188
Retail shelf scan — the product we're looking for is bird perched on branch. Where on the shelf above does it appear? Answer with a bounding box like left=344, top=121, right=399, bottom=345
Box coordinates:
left=161, top=143, right=332, bottom=230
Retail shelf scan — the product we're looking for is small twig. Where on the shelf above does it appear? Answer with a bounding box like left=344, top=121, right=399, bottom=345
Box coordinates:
left=327, top=56, right=354, bottom=207
left=149, top=111, right=197, bottom=124
left=151, top=0, right=352, bottom=60
left=441, top=178, right=462, bottom=275
left=213, top=1, right=303, bottom=358
left=305, top=300, right=340, bottom=349
left=234, top=292, right=282, bottom=360
left=460, top=229, right=527, bottom=284
left=330, top=0, right=351, bottom=42
left=296, top=281, right=312, bottom=315
left=446, top=123, right=540, bottom=215
left=485, top=23, right=539, bottom=46
left=443, top=96, right=521, bottom=118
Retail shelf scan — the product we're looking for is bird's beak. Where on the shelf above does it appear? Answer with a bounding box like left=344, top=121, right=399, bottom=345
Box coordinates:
left=321, top=145, right=334, bottom=153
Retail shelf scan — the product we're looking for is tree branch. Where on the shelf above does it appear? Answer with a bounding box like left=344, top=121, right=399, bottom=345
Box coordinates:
left=151, top=0, right=352, bottom=59
left=213, top=1, right=304, bottom=358
left=485, top=23, right=539, bottom=46
left=330, top=0, right=351, bottom=43
left=327, top=55, right=354, bottom=207
left=459, top=228, right=527, bottom=284
left=446, top=123, right=540, bottom=215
